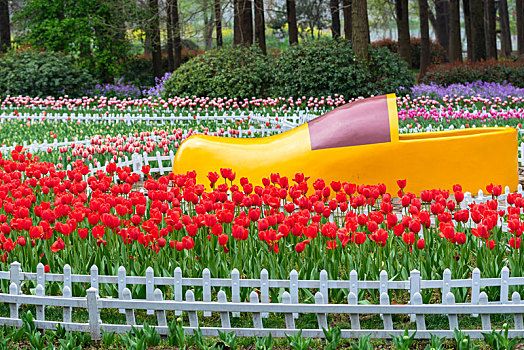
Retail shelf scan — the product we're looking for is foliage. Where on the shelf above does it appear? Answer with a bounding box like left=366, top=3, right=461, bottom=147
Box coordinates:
left=391, top=328, right=417, bottom=350
left=286, top=330, right=312, bottom=350
left=424, top=334, right=446, bottom=350
left=163, top=45, right=272, bottom=99
left=14, top=0, right=133, bottom=80
left=322, top=326, right=342, bottom=350
left=482, top=323, right=520, bottom=350
left=168, top=318, right=187, bottom=348
left=350, top=334, right=373, bottom=350
left=371, top=37, right=447, bottom=69
left=255, top=334, right=275, bottom=349
left=270, top=39, right=414, bottom=98
left=0, top=48, right=94, bottom=98
left=454, top=329, right=478, bottom=350
left=422, top=59, right=524, bottom=87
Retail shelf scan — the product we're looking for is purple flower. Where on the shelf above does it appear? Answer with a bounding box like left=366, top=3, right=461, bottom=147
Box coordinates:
left=411, top=81, right=524, bottom=99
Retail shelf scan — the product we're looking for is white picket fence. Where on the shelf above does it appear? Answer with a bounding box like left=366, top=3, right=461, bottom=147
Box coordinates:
left=1, top=262, right=524, bottom=340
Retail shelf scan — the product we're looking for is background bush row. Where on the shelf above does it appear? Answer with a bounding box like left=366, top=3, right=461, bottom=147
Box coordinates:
left=163, top=39, right=415, bottom=99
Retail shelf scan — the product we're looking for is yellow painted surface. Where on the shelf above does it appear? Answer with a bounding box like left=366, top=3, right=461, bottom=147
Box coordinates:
left=173, top=95, right=518, bottom=194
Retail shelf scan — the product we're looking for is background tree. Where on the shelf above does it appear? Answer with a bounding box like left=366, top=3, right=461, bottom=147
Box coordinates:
left=15, top=0, right=132, bottom=80
left=429, top=0, right=449, bottom=57
left=330, top=0, right=341, bottom=39
left=352, top=0, right=369, bottom=61
left=484, top=0, right=496, bottom=59
left=254, top=0, right=266, bottom=54
left=172, top=0, right=182, bottom=69
left=0, top=0, right=9, bottom=53
left=287, top=0, right=298, bottom=44
left=419, top=0, right=430, bottom=78
left=470, top=0, right=486, bottom=61
left=463, top=0, right=472, bottom=60
left=342, top=0, right=352, bottom=40
left=499, top=0, right=511, bottom=57
left=518, top=0, right=524, bottom=55
left=214, top=0, right=223, bottom=47
left=148, top=0, right=162, bottom=78
left=166, top=0, right=175, bottom=71
left=448, top=0, right=462, bottom=62
left=395, top=0, right=411, bottom=68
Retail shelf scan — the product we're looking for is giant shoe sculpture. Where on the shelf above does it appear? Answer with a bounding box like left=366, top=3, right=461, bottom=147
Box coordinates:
left=173, top=94, right=518, bottom=193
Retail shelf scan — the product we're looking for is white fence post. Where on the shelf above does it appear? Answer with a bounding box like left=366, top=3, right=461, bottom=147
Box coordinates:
left=87, top=287, right=101, bottom=341
left=250, top=291, right=263, bottom=329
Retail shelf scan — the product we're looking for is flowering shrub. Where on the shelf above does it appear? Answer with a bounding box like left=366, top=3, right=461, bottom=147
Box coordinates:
left=422, top=59, right=524, bottom=87
left=0, top=146, right=521, bottom=304
left=86, top=81, right=143, bottom=99
left=410, top=81, right=524, bottom=99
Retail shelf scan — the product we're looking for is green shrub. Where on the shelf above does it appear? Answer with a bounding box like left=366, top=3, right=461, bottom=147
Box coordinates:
left=422, top=58, right=524, bottom=86
left=0, top=49, right=94, bottom=97
left=162, top=45, right=272, bottom=98
left=270, top=39, right=414, bottom=98
left=371, top=37, right=447, bottom=69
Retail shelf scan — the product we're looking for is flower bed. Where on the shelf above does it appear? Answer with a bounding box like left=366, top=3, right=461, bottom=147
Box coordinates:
left=0, top=147, right=521, bottom=304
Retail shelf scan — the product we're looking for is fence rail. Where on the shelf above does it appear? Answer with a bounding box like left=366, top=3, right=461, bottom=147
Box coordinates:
left=1, top=262, right=524, bottom=340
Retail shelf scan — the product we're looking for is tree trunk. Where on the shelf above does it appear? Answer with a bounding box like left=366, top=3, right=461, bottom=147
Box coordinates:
left=234, top=0, right=241, bottom=45
left=395, top=0, right=411, bottom=68
left=352, top=0, right=369, bottom=62
left=342, top=0, right=352, bottom=40
left=204, top=9, right=214, bottom=50
left=0, top=0, right=9, bottom=53
left=166, top=0, right=175, bottom=71
left=172, top=0, right=182, bottom=70
left=419, top=0, right=430, bottom=79
left=254, top=0, right=266, bottom=54
left=485, top=0, right=496, bottom=59
left=149, top=0, right=162, bottom=78
left=448, top=0, right=462, bottom=62
left=499, top=0, right=511, bottom=57
left=431, top=0, right=449, bottom=57
left=463, top=0, right=473, bottom=60
left=330, top=0, right=341, bottom=39
left=470, top=0, right=486, bottom=61
left=239, top=0, right=253, bottom=46
left=287, top=0, right=298, bottom=44
left=215, top=0, right=223, bottom=47
left=518, top=0, right=524, bottom=55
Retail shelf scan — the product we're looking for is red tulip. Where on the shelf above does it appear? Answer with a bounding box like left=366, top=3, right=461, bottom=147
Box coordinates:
left=218, top=234, right=228, bottom=246
left=416, top=238, right=425, bottom=250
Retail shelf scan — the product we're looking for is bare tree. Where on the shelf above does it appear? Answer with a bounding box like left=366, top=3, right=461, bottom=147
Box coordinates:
left=330, top=0, right=341, bottom=38
left=499, top=0, right=512, bottom=57
left=463, top=0, right=473, bottom=60
left=419, top=0, right=430, bottom=78
left=172, top=0, right=182, bottom=69
left=0, top=0, right=9, bottom=53
left=429, top=0, right=449, bottom=56
left=149, top=0, right=162, bottom=78
left=287, top=0, right=299, bottom=44
left=166, top=0, right=175, bottom=71
left=215, top=0, right=223, bottom=47
left=518, top=0, right=524, bottom=55
left=470, top=0, right=486, bottom=61
left=395, top=0, right=411, bottom=67
left=352, top=0, right=369, bottom=61
left=254, top=0, right=266, bottom=54
left=342, top=0, right=352, bottom=40
left=448, top=0, right=462, bottom=62
left=485, top=0, right=496, bottom=59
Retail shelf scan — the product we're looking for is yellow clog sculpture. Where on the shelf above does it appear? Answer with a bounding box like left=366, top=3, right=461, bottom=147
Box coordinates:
left=173, top=94, right=518, bottom=194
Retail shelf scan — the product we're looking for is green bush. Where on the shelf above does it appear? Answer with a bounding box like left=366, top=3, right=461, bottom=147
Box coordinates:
left=162, top=45, right=271, bottom=98
left=270, top=39, right=414, bottom=98
left=422, top=58, right=524, bottom=87
left=0, top=49, right=94, bottom=97
left=163, top=40, right=414, bottom=99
